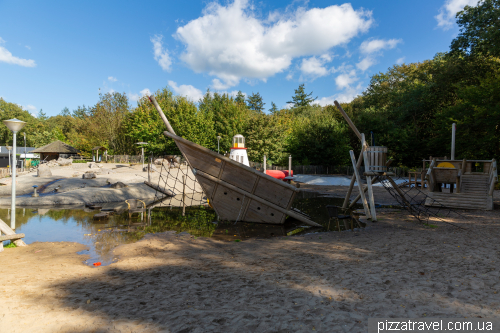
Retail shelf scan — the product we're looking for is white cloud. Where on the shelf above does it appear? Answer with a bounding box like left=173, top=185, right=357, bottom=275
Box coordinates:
left=25, top=45, right=31, bottom=50
left=140, top=88, right=151, bottom=96
left=129, top=88, right=151, bottom=102
left=360, top=38, right=402, bottom=54
left=335, top=70, right=358, bottom=89
left=356, top=57, right=375, bottom=71
left=168, top=81, right=203, bottom=101
left=317, top=83, right=363, bottom=105
left=151, top=35, right=172, bottom=71
left=0, top=37, right=36, bottom=67
left=24, top=104, right=36, bottom=111
left=175, top=0, right=373, bottom=88
left=300, top=56, right=331, bottom=78
left=108, top=88, right=116, bottom=94
left=108, top=76, right=117, bottom=82
left=436, top=0, right=480, bottom=30
left=396, top=57, right=405, bottom=65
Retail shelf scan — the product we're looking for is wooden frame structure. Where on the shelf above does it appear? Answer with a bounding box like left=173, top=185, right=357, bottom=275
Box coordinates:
left=425, top=158, right=497, bottom=210
left=0, top=218, right=26, bottom=252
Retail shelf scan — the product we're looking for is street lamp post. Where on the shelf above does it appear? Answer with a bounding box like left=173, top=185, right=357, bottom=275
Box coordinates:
left=217, top=136, right=221, bottom=154
left=23, top=132, right=26, bottom=172
left=136, top=142, right=148, bottom=171
left=3, top=119, right=27, bottom=230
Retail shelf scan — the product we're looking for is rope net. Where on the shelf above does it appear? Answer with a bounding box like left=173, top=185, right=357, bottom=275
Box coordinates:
left=148, top=156, right=207, bottom=209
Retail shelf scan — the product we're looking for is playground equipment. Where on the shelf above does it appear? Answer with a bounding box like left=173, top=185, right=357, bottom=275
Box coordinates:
left=424, top=158, right=497, bottom=210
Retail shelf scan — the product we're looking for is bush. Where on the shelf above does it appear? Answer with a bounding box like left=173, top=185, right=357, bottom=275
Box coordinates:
left=72, top=160, right=88, bottom=163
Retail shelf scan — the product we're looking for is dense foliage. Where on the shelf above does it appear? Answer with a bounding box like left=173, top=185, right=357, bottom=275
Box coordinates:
left=1, top=1, right=497, bottom=166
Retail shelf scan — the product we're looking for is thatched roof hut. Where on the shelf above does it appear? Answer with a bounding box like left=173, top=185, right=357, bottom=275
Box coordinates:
left=32, top=140, right=80, bottom=161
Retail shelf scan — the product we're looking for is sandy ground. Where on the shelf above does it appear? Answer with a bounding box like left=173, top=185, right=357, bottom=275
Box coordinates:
left=1, top=205, right=499, bottom=332
left=0, top=163, right=202, bottom=207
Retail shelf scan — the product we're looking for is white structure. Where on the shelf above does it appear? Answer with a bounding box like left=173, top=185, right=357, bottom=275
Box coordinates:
left=229, top=134, right=249, bottom=166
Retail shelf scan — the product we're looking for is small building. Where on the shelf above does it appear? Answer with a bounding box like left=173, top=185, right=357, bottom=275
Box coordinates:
left=0, top=146, right=37, bottom=168
left=31, top=140, right=80, bottom=162
left=91, top=146, right=107, bottom=162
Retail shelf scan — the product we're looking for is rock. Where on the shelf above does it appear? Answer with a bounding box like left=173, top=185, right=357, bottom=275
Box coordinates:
left=37, top=166, right=52, bottom=177
left=110, top=182, right=127, bottom=189
left=99, top=168, right=115, bottom=174
left=72, top=172, right=81, bottom=178
left=82, top=173, right=96, bottom=179
left=143, top=165, right=159, bottom=172
left=88, top=162, right=102, bottom=169
left=57, top=157, right=73, bottom=166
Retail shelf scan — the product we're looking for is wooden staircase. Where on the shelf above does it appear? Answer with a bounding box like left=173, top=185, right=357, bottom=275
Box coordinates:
left=424, top=159, right=497, bottom=211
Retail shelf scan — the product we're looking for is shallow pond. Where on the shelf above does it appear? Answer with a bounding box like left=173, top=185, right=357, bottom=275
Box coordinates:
left=1, top=193, right=364, bottom=266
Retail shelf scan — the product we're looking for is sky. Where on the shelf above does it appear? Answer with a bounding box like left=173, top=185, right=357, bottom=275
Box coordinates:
left=0, top=0, right=480, bottom=117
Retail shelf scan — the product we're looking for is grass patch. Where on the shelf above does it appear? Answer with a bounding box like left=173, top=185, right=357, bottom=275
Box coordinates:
left=4, top=241, right=17, bottom=248
left=72, top=160, right=88, bottom=163
left=424, top=223, right=438, bottom=228
left=234, top=239, right=241, bottom=242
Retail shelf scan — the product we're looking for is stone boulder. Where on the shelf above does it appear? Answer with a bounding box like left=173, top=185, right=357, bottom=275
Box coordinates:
left=57, top=157, right=73, bottom=166
left=37, top=166, right=52, bottom=177
left=82, top=173, right=96, bottom=179
left=99, top=168, right=115, bottom=174
left=110, top=182, right=127, bottom=189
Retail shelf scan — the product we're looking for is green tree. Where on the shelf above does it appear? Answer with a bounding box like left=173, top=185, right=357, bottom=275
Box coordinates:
left=235, top=91, right=246, bottom=106
left=450, top=0, right=500, bottom=57
left=199, top=90, right=249, bottom=153
left=126, top=88, right=216, bottom=155
left=246, top=92, right=265, bottom=113
left=287, top=84, right=317, bottom=108
left=245, top=113, right=287, bottom=164
left=269, top=102, right=278, bottom=114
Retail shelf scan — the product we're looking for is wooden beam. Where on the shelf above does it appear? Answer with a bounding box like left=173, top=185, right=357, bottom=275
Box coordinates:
left=334, top=100, right=362, bottom=140
left=0, top=219, right=26, bottom=246
left=144, top=181, right=175, bottom=197
left=363, top=149, right=377, bottom=221
left=196, top=170, right=322, bottom=227
left=0, top=233, right=25, bottom=242
left=349, top=150, right=371, bottom=219
left=343, top=137, right=366, bottom=209
left=149, top=95, right=177, bottom=135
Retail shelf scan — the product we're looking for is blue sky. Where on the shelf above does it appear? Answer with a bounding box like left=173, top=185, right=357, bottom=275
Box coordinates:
left=0, top=0, right=479, bottom=116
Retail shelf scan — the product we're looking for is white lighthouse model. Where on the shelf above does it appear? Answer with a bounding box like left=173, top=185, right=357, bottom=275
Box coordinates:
left=229, top=134, right=249, bottom=166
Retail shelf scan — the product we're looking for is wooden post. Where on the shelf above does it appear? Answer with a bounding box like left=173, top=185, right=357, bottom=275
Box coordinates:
left=363, top=149, right=377, bottom=221
left=0, top=218, right=26, bottom=247
left=149, top=95, right=177, bottom=135
left=343, top=136, right=366, bottom=209
left=334, top=101, right=362, bottom=140
left=263, top=155, right=267, bottom=174
left=148, top=157, right=151, bottom=183
left=182, top=175, right=186, bottom=216
left=349, top=150, right=371, bottom=219
left=451, top=123, right=456, bottom=160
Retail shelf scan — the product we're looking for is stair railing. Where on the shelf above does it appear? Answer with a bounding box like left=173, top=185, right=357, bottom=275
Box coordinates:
left=489, top=159, right=497, bottom=196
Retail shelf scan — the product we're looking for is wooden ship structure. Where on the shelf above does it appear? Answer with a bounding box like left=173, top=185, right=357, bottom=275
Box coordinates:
left=148, top=96, right=321, bottom=227
left=424, top=158, right=497, bottom=210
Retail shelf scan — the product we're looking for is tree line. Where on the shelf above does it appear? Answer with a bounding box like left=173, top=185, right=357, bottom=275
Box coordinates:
left=0, top=0, right=498, bottom=167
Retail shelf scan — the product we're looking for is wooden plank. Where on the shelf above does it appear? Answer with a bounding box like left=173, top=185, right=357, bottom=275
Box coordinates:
left=244, top=200, right=283, bottom=224
left=253, top=177, right=295, bottom=208
left=334, top=101, right=362, bottom=140
left=363, top=150, right=377, bottom=221
left=343, top=141, right=366, bottom=209
left=211, top=183, right=251, bottom=221
left=0, top=219, right=26, bottom=246
left=220, top=161, right=258, bottom=193
left=196, top=170, right=322, bottom=227
left=177, top=141, right=222, bottom=178
left=350, top=150, right=371, bottom=219
left=196, top=176, right=216, bottom=199
left=144, top=181, right=175, bottom=197
left=0, top=233, right=25, bottom=242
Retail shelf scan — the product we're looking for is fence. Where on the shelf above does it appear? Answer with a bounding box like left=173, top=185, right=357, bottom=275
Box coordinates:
left=108, top=155, right=143, bottom=164
left=249, top=162, right=411, bottom=178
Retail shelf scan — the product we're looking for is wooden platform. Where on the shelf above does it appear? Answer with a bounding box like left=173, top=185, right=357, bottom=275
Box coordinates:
left=425, top=165, right=496, bottom=211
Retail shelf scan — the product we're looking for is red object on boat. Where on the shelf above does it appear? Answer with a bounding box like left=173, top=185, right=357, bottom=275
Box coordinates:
left=93, top=262, right=101, bottom=266
left=265, top=170, right=293, bottom=180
